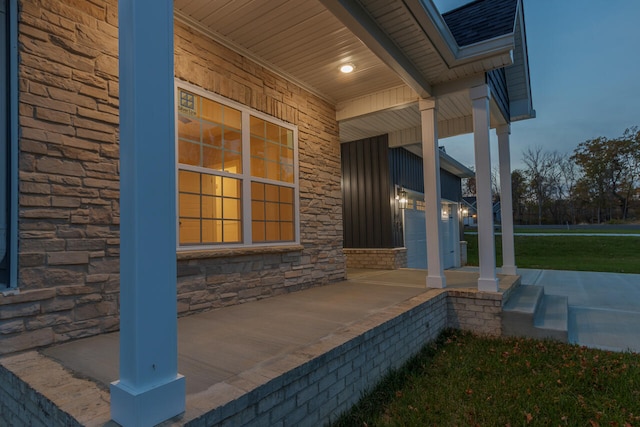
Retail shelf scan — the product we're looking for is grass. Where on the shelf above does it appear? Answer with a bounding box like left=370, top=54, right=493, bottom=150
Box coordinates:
left=512, top=227, right=640, bottom=234
left=331, top=331, right=640, bottom=427
left=465, top=233, right=640, bottom=273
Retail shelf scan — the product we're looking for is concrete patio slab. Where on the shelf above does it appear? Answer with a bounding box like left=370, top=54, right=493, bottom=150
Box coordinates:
left=1, top=268, right=519, bottom=426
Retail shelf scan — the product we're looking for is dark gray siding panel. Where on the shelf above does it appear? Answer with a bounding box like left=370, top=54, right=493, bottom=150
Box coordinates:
left=341, top=135, right=393, bottom=248
left=389, top=148, right=424, bottom=194
left=389, top=147, right=463, bottom=202
left=441, top=169, right=462, bottom=201
left=487, top=68, right=510, bottom=121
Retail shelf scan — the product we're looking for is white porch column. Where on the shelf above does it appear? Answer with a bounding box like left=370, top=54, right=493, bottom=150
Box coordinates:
left=420, top=98, right=446, bottom=288
left=470, top=85, right=499, bottom=292
left=111, top=1, right=185, bottom=426
left=497, top=125, right=518, bottom=276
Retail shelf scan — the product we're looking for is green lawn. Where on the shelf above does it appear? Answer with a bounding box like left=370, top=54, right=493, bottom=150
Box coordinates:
left=465, top=233, right=640, bottom=274
left=331, top=331, right=640, bottom=426
left=512, top=227, right=640, bottom=234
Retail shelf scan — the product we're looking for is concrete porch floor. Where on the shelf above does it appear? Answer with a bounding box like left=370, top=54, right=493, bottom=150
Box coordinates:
left=0, top=268, right=518, bottom=426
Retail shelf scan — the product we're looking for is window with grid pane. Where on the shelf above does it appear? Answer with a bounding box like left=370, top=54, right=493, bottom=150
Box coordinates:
left=176, top=84, right=297, bottom=247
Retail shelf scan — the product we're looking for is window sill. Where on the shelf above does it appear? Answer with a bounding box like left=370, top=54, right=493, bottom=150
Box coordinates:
left=177, top=244, right=304, bottom=261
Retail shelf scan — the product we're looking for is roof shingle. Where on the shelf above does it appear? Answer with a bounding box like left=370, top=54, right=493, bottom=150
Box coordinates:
left=442, top=0, right=518, bottom=47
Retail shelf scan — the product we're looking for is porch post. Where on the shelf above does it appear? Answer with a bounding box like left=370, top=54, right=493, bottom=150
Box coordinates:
left=111, top=1, right=185, bottom=426
left=497, top=125, right=518, bottom=275
left=470, top=85, right=499, bottom=292
left=420, top=98, right=446, bottom=288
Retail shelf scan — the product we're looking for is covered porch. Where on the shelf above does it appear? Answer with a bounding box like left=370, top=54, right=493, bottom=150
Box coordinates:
left=0, top=268, right=520, bottom=426
left=35, top=0, right=534, bottom=424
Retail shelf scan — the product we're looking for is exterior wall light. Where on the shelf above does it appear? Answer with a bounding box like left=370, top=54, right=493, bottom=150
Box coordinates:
left=339, top=63, right=355, bottom=73
left=397, top=188, right=408, bottom=210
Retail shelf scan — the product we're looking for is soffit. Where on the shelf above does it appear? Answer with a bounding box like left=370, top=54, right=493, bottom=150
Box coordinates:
left=173, top=0, right=525, bottom=143
left=173, top=0, right=405, bottom=104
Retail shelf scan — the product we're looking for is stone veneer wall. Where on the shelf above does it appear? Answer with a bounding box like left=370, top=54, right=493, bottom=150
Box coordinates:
left=343, top=248, right=407, bottom=270
left=0, top=0, right=345, bottom=356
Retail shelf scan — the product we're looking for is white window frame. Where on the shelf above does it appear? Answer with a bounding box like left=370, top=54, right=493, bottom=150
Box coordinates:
left=174, top=80, right=300, bottom=251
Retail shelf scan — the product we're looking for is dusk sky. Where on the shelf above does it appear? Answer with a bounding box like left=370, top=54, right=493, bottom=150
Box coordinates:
left=434, top=0, right=640, bottom=171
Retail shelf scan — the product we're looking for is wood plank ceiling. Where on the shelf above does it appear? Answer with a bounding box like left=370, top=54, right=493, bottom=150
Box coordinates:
left=173, top=0, right=509, bottom=144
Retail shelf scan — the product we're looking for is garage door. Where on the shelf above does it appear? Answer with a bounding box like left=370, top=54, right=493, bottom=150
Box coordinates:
left=404, top=199, right=457, bottom=270
left=404, top=199, right=427, bottom=269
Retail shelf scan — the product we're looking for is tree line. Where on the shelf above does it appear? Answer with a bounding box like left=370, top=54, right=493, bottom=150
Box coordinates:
left=464, top=127, right=640, bottom=225
left=514, top=127, right=639, bottom=224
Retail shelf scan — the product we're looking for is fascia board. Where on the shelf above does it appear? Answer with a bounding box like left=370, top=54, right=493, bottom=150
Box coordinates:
left=405, top=0, right=516, bottom=68
left=440, top=150, right=475, bottom=178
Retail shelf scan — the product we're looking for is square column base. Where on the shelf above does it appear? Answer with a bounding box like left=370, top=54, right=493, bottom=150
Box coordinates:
left=111, top=375, right=185, bottom=427
left=501, top=265, right=518, bottom=276
left=427, top=275, right=446, bottom=289
left=477, top=277, right=499, bottom=292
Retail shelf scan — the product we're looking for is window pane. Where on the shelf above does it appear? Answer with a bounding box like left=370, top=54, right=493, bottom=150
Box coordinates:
left=223, top=177, right=240, bottom=198
left=281, top=146, right=293, bottom=164
left=250, top=116, right=265, bottom=137
left=179, top=194, right=200, bottom=218
left=202, top=122, right=222, bottom=147
left=252, top=221, right=265, bottom=242
left=251, top=158, right=265, bottom=178
left=280, top=187, right=293, bottom=203
left=201, top=196, right=214, bottom=219
left=251, top=181, right=265, bottom=200
left=265, top=222, right=280, bottom=241
left=252, top=201, right=265, bottom=220
left=266, top=142, right=280, bottom=163
left=178, top=140, right=200, bottom=166
left=265, top=184, right=279, bottom=202
left=280, top=203, right=293, bottom=221
left=203, top=146, right=223, bottom=170
left=180, top=219, right=200, bottom=244
left=178, top=116, right=200, bottom=141
left=250, top=137, right=265, bottom=158
left=223, top=198, right=241, bottom=220
left=224, top=107, right=242, bottom=130
left=201, top=174, right=223, bottom=196
left=280, top=165, right=294, bottom=183
left=202, top=219, right=222, bottom=243
left=282, top=128, right=293, bottom=148
left=266, top=162, right=279, bottom=181
left=201, top=98, right=223, bottom=124
left=179, top=170, right=200, bottom=193
left=280, top=222, right=294, bottom=241
left=223, top=220, right=241, bottom=242
left=266, top=122, right=279, bottom=142
left=224, top=130, right=241, bottom=152
left=224, top=151, right=242, bottom=174
left=265, top=202, right=279, bottom=221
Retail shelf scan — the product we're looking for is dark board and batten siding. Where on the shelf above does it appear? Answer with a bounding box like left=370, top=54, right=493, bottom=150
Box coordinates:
left=341, top=135, right=394, bottom=248
left=389, top=147, right=463, bottom=201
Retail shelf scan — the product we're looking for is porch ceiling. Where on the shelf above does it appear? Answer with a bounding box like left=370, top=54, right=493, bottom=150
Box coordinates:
left=173, top=0, right=516, bottom=144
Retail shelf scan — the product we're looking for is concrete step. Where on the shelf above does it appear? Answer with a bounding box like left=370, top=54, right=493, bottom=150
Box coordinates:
left=502, top=285, right=569, bottom=343
left=533, top=294, right=569, bottom=342
left=502, top=285, right=544, bottom=337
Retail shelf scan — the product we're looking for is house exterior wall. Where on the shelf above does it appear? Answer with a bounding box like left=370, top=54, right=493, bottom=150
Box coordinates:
left=0, top=0, right=345, bottom=356
left=341, top=135, right=394, bottom=249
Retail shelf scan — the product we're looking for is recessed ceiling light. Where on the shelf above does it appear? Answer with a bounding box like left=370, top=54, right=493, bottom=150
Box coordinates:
left=340, top=64, right=355, bottom=74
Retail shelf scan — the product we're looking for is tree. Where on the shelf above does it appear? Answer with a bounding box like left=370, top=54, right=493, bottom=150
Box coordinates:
left=511, top=169, right=528, bottom=224
left=571, top=130, right=639, bottom=222
left=522, top=147, right=564, bottom=224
